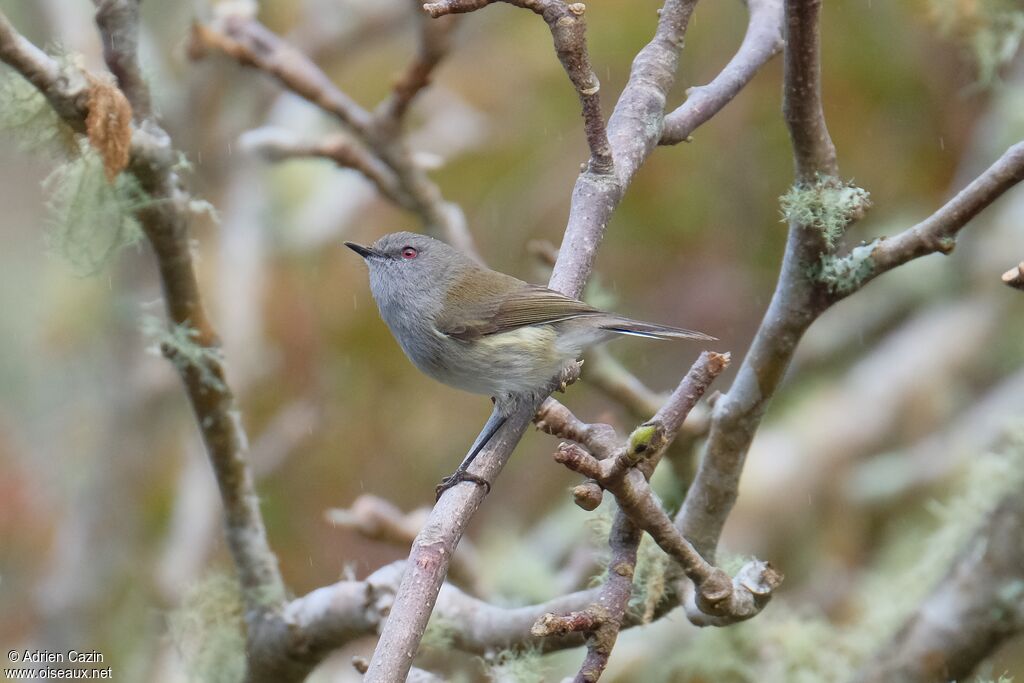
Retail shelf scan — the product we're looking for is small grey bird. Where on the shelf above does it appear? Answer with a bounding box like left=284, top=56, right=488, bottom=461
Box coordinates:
left=346, top=231, right=714, bottom=497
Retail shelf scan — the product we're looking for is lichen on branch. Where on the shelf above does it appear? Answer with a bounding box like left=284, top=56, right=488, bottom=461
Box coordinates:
left=0, top=66, right=77, bottom=154
left=812, top=242, right=876, bottom=295
left=43, top=141, right=148, bottom=275
left=142, top=316, right=227, bottom=393
left=779, top=175, right=871, bottom=250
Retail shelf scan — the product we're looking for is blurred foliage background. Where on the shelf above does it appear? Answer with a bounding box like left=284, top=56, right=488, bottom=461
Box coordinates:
left=1, top=0, right=1023, bottom=680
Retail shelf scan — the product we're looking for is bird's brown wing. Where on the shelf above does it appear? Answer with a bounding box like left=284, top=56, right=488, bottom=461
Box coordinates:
left=438, top=276, right=600, bottom=341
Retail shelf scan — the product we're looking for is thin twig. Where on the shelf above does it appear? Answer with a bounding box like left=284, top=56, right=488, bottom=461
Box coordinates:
left=189, top=17, right=373, bottom=134
left=554, top=441, right=781, bottom=624
left=238, top=127, right=407, bottom=207
left=534, top=352, right=775, bottom=680
left=94, top=6, right=287, bottom=616
left=550, top=0, right=699, bottom=298
left=547, top=354, right=778, bottom=629
left=564, top=352, right=731, bottom=681
left=375, top=2, right=458, bottom=130
left=1002, top=261, right=1024, bottom=290
left=781, top=0, right=836, bottom=180
left=189, top=12, right=478, bottom=258
left=574, top=514, right=640, bottom=683
left=534, top=397, right=620, bottom=460
left=859, top=143, right=1024, bottom=289
left=660, top=0, right=784, bottom=145
left=92, top=0, right=153, bottom=121
left=0, top=12, right=89, bottom=127
left=424, top=0, right=612, bottom=173
left=363, top=397, right=546, bottom=682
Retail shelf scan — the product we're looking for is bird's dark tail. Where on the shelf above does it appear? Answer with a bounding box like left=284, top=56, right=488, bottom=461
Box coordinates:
left=600, top=317, right=717, bottom=342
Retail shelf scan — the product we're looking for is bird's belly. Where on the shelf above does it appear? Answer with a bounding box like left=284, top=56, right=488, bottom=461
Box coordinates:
left=420, top=325, right=573, bottom=397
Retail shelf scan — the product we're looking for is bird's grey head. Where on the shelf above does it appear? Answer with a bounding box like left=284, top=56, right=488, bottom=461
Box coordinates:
left=345, top=231, right=469, bottom=323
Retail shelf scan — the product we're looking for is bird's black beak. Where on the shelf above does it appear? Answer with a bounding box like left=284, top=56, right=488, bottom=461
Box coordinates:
left=345, top=241, right=382, bottom=259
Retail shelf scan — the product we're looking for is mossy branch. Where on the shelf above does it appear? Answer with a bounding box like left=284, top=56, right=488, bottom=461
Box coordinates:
left=0, top=9, right=289, bottom=670
left=780, top=176, right=870, bottom=251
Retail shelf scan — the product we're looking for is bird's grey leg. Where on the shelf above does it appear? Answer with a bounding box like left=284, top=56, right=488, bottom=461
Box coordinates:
left=435, top=404, right=508, bottom=500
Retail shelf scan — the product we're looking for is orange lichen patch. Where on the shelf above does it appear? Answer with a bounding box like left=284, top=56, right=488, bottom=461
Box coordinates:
left=85, top=73, right=132, bottom=181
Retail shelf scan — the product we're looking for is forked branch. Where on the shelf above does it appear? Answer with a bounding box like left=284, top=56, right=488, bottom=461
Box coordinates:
left=424, top=0, right=613, bottom=172
left=189, top=10, right=477, bottom=258
left=0, top=1, right=287, bottom=628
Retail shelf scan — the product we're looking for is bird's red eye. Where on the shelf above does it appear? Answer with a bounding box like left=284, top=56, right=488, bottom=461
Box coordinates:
left=401, top=246, right=418, bottom=259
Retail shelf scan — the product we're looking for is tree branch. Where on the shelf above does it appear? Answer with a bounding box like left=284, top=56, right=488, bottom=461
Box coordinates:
left=0, top=9, right=291, bottom=679
left=859, top=142, right=1024, bottom=287
left=675, top=0, right=838, bottom=561
left=424, top=0, right=612, bottom=173
left=550, top=0, right=698, bottom=298
left=660, top=0, right=784, bottom=145
left=364, top=391, right=550, bottom=681
left=548, top=354, right=780, bottom=620
left=780, top=0, right=836, bottom=180
left=559, top=352, right=729, bottom=682
left=283, top=560, right=600, bottom=661
left=188, top=11, right=477, bottom=258
left=674, top=2, right=1024, bottom=574
left=1002, top=261, right=1024, bottom=290
left=0, top=12, right=89, bottom=128
left=375, top=2, right=458, bottom=130
left=92, top=0, right=152, bottom=121
left=534, top=396, right=620, bottom=460
left=573, top=512, right=640, bottom=683
left=534, top=352, right=778, bottom=681
left=188, top=15, right=373, bottom=135
left=238, top=127, right=408, bottom=208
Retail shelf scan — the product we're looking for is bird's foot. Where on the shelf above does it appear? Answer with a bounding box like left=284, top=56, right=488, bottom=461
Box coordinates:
left=558, top=359, right=584, bottom=393
left=435, top=470, right=491, bottom=501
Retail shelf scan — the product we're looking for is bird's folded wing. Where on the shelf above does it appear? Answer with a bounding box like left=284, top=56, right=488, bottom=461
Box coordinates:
left=438, top=284, right=600, bottom=341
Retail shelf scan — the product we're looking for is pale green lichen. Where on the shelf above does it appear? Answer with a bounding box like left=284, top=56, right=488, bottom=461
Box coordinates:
left=168, top=573, right=246, bottom=683
left=629, top=533, right=671, bottom=623
left=780, top=177, right=871, bottom=249
left=43, top=140, right=150, bottom=275
left=479, top=523, right=564, bottom=604
left=719, top=552, right=757, bottom=576
left=975, top=674, right=1014, bottom=683
left=812, top=241, right=878, bottom=295
left=173, top=150, right=195, bottom=173
left=0, top=63, right=78, bottom=156
left=189, top=198, right=221, bottom=223
left=420, top=613, right=458, bottom=654
left=483, top=646, right=547, bottom=682
left=1, top=55, right=157, bottom=276
left=142, top=316, right=226, bottom=392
